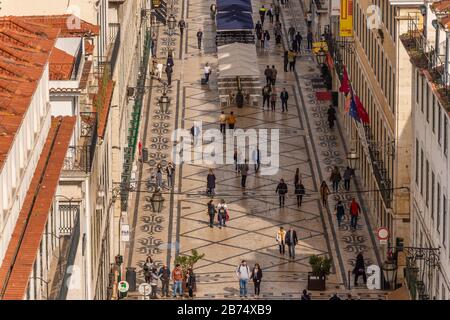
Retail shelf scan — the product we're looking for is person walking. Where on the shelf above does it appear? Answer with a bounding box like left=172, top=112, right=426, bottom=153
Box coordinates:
left=288, top=50, right=297, bottom=72
left=274, top=22, right=282, bottom=44
left=239, top=159, right=249, bottom=188
left=207, top=199, right=216, bottom=228
left=227, top=111, right=236, bottom=130
left=178, top=19, right=186, bottom=36
left=327, top=105, right=337, bottom=129
left=190, top=124, right=200, bottom=146
left=285, top=227, right=298, bottom=259
left=343, top=166, right=354, bottom=191
left=217, top=199, right=228, bottom=228
left=143, top=256, right=154, bottom=284
left=206, top=169, right=216, bottom=197
left=158, top=264, right=171, bottom=297
left=233, top=149, right=239, bottom=172
left=156, top=167, right=163, bottom=189
left=236, top=260, right=251, bottom=298
left=186, top=268, right=196, bottom=298
left=255, top=20, right=262, bottom=37
left=292, top=38, right=298, bottom=53
left=204, top=62, right=212, bottom=84
left=276, top=178, right=288, bottom=207
left=301, top=289, right=311, bottom=300
left=320, top=180, right=330, bottom=206
left=172, top=264, right=184, bottom=298
left=271, top=65, right=278, bottom=85
left=251, top=263, right=263, bottom=297
left=349, top=197, right=361, bottom=230
left=219, top=111, right=227, bottom=134
left=280, top=88, right=289, bottom=112
left=270, top=89, right=277, bottom=112
left=288, top=25, right=296, bottom=43
left=167, top=52, right=174, bottom=68
left=295, top=181, right=305, bottom=207
left=165, top=63, right=173, bottom=86
left=210, top=3, right=216, bottom=19
left=150, top=267, right=161, bottom=299
left=166, top=162, right=175, bottom=188
left=263, top=30, right=270, bottom=49
left=274, top=3, right=281, bottom=22
left=151, top=32, right=157, bottom=57
left=252, top=147, right=261, bottom=172
left=295, top=32, right=303, bottom=53
left=262, top=84, right=272, bottom=110
left=330, top=166, right=342, bottom=192
left=307, top=30, right=313, bottom=50
left=353, top=252, right=367, bottom=286
left=267, top=5, right=274, bottom=23
left=264, top=65, right=272, bottom=85
left=259, top=5, right=267, bottom=25
left=256, top=29, right=263, bottom=47
left=335, top=200, right=345, bottom=227
left=283, top=51, right=289, bottom=72
left=156, top=61, right=164, bottom=80
left=276, top=226, right=287, bottom=255
left=196, top=29, right=203, bottom=49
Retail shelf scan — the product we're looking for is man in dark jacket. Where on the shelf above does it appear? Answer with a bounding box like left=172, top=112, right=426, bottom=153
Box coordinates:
left=276, top=179, right=288, bottom=207
left=178, top=19, right=186, bottom=36
left=165, top=64, right=173, bottom=86
left=196, top=29, right=203, bottom=49
left=285, top=227, right=298, bottom=259
left=280, top=88, right=289, bottom=112
left=295, top=32, right=303, bottom=52
left=295, top=181, right=305, bottom=207
left=264, top=65, right=272, bottom=85
left=158, top=265, right=171, bottom=297
left=307, top=30, right=313, bottom=49
left=262, top=84, right=272, bottom=110
left=327, top=105, right=337, bottom=129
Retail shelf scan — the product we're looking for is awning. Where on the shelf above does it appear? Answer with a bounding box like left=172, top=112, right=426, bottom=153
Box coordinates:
left=216, top=11, right=254, bottom=31
left=386, top=285, right=411, bottom=300
left=216, top=0, right=253, bottom=13
left=217, top=43, right=259, bottom=78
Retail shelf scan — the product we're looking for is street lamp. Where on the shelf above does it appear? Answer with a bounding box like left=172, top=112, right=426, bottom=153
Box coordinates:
left=150, top=188, right=165, bottom=213
left=317, top=48, right=327, bottom=65
left=382, top=259, right=398, bottom=290
left=347, top=149, right=359, bottom=170
left=159, top=91, right=170, bottom=113
left=167, top=14, right=176, bottom=36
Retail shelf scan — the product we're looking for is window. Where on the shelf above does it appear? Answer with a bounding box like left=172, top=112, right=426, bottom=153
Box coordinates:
left=416, top=71, right=420, bottom=103
left=431, top=172, right=435, bottom=220
left=443, top=195, right=447, bottom=246
left=426, top=85, right=430, bottom=123
left=437, top=183, right=441, bottom=232
left=420, top=149, right=424, bottom=195
left=426, top=160, right=429, bottom=207
left=438, top=108, right=442, bottom=145
left=415, top=139, right=419, bottom=185
left=444, top=116, right=448, bottom=156
left=422, top=79, right=425, bottom=113
left=432, top=95, right=436, bottom=133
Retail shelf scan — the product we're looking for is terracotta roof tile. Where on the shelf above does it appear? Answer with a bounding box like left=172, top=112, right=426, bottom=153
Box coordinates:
left=0, top=16, right=59, bottom=171
left=49, top=47, right=75, bottom=80
left=20, top=15, right=100, bottom=37
left=0, top=116, right=75, bottom=300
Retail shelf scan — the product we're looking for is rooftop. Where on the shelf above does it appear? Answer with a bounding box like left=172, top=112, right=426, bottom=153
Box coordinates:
left=0, top=116, right=75, bottom=300
left=430, top=1, right=450, bottom=30
left=0, top=16, right=59, bottom=170
left=20, top=15, right=100, bottom=37
left=49, top=47, right=75, bottom=80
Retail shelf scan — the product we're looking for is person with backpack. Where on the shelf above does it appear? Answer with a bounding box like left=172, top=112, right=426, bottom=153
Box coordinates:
left=217, top=199, right=228, bottom=228
left=158, top=264, right=171, bottom=297
left=349, top=197, right=361, bottom=230
left=251, top=263, right=263, bottom=297
left=262, top=84, right=272, bottom=110
left=295, top=181, right=306, bottom=207
left=276, top=179, right=288, bottom=207
left=276, top=226, right=287, bottom=255
left=207, top=199, right=217, bottom=228
left=236, top=260, right=251, bottom=298
left=206, top=169, right=216, bottom=197
left=335, top=200, right=345, bottom=227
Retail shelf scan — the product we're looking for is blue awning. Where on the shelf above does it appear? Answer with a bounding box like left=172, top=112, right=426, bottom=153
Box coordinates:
left=216, top=0, right=253, bottom=13
left=216, top=11, right=254, bottom=31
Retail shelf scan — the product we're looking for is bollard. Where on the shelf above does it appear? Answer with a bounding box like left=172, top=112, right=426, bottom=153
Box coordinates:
left=142, top=148, right=149, bottom=163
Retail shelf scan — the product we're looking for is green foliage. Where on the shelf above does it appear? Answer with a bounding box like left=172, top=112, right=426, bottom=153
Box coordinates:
left=309, top=255, right=332, bottom=276
left=174, top=249, right=205, bottom=277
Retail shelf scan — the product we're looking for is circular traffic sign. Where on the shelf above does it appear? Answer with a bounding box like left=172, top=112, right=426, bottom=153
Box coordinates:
left=118, top=281, right=129, bottom=293
left=377, top=227, right=389, bottom=240
left=139, top=283, right=152, bottom=296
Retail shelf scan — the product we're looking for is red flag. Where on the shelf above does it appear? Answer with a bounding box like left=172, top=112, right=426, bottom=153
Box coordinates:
left=339, top=66, right=350, bottom=95
left=354, top=95, right=370, bottom=124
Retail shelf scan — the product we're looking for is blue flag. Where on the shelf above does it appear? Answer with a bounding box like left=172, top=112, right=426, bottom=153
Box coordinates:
left=349, top=94, right=360, bottom=122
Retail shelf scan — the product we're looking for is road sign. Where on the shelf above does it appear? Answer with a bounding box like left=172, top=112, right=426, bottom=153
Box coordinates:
left=118, top=281, right=129, bottom=293
left=139, top=283, right=152, bottom=296
left=121, top=224, right=130, bottom=242
left=376, top=227, right=389, bottom=240
left=380, top=239, right=388, bottom=245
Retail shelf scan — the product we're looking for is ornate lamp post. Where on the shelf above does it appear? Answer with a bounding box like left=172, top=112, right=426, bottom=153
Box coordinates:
left=382, top=259, right=398, bottom=290
left=167, top=14, right=177, bottom=36
left=347, top=149, right=359, bottom=170
left=317, top=48, right=327, bottom=66
left=159, top=91, right=170, bottom=114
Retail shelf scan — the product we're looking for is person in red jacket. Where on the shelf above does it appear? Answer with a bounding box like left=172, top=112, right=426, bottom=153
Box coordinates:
left=349, top=197, right=361, bottom=230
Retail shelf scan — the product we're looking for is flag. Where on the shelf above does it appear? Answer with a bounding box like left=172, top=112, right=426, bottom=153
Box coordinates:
left=354, top=95, right=370, bottom=124
left=349, top=94, right=360, bottom=122
left=339, top=66, right=350, bottom=95
left=344, top=93, right=351, bottom=113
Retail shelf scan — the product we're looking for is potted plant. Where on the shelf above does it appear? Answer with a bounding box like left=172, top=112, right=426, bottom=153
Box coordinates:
left=307, top=255, right=332, bottom=291
left=174, top=249, right=205, bottom=294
